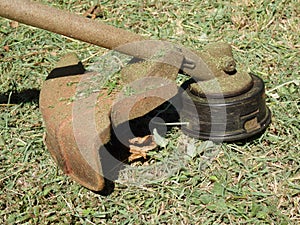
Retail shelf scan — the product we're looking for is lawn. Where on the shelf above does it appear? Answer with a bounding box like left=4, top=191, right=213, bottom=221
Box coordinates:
left=0, top=0, right=299, bottom=224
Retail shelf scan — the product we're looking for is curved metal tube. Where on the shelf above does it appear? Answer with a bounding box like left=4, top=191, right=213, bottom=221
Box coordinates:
left=0, top=0, right=214, bottom=80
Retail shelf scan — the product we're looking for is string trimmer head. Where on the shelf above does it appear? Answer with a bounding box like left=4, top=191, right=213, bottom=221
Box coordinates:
left=0, top=0, right=271, bottom=191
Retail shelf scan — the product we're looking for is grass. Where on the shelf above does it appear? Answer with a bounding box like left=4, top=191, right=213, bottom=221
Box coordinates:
left=0, top=0, right=299, bottom=224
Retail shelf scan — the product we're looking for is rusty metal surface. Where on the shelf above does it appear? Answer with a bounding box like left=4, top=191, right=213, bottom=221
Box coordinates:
left=37, top=40, right=270, bottom=190
left=39, top=53, right=114, bottom=191
left=190, top=71, right=253, bottom=98
left=39, top=52, right=181, bottom=191
left=188, top=42, right=254, bottom=98
left=111, top=56, right=182, bottom=128
left=0, top=0, right=270, bottom=192
left=0, top=0, right=144, bottom=51
left=0, top=0, right=216, bottom=80
left=40, top=74, right=111, bottom=191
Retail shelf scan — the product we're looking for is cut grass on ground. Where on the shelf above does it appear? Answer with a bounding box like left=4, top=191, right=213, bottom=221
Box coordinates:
left=1, top=0, right=299, bottom=224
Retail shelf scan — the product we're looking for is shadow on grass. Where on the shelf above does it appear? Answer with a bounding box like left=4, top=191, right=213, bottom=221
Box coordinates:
left=97, top=101, right=180, bottom=195
left=0, top=62, right=85, bottom=105
left=0, top=89, right=40, bottom=104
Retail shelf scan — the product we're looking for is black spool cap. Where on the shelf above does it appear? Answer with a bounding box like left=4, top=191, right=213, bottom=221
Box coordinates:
left=180, top=74, right=271, bottom=142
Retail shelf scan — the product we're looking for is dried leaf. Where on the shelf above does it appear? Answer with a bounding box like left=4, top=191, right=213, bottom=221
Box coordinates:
left=129, top=135, right=151, bottom=145
left=83, top=5, right=103, bottom=19
left=128, top=135, right=157, bottom=162
left=128, top=152, right=147, bottom=162
left=3, top=45, right=9, bottom=52
left=9, top=21, right=19, bottom=28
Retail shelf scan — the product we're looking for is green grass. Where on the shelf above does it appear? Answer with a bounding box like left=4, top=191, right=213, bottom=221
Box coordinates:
left=1, top=0, right=299, bottom=224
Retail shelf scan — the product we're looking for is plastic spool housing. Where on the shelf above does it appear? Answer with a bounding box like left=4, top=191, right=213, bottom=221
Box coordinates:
left=180, top=74, right=271, bottom=142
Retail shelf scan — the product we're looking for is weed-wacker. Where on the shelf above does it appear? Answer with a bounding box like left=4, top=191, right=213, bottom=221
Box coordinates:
left=0, top=0, right=271, bottom=191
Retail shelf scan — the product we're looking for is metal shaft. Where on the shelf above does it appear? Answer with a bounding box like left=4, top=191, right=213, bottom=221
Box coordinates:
left=0, top=0, right=144, bottom=50
left=0, top=0, right=214, bottom=80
